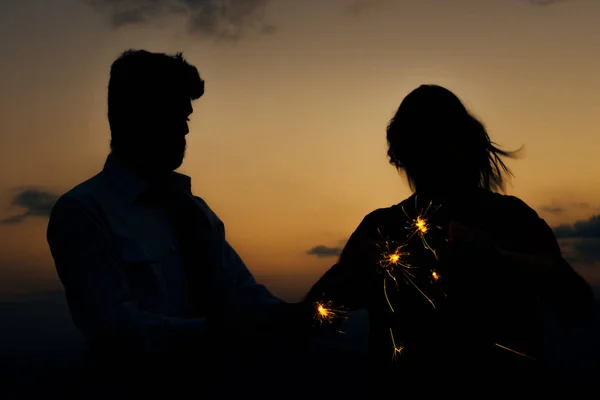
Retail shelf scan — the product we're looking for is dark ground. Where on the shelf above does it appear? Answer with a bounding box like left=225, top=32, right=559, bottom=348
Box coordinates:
left=1, top=291, right=599, bottom=398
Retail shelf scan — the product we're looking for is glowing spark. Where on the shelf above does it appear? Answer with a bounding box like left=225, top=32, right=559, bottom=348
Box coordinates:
left=404, top=273, right=436, bottom=309
left=376, top=229, right=436, bottom=309
left=494, top=343, right=536, bottom=361
left=370, top=197, right=535, bottom=365
left=376, top=234, right=411, bottom=279
left=402, top=195, right=442, bottom=260
left=314, top=300, right=347, bottom=326
left=390, top=328, right=404, bottom=360
left=383, top=278, right=395, bottom=313
left=415, top=216, right=428, bottom=234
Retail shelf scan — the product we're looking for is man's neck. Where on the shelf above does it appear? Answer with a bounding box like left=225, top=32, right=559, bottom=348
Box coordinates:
left=111, top=152, right=171, bottom=183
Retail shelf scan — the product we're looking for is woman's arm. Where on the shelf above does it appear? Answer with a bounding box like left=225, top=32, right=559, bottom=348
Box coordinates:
left=305, top=210, right=384, bottom=312
left=450, top=204, right=597, bottom=328
left=497, top=242, right=596, bottom=328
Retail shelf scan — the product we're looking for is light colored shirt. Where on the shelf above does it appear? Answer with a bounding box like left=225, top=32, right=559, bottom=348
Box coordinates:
left=46, top=154, right=282, bottom=356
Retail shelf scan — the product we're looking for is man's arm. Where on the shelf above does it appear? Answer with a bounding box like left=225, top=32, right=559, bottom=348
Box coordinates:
left=190, top=195, right=284, bottom=322
left=47, top=196, right=207, bottom=357
left=215, top=241, right=291, bottom=332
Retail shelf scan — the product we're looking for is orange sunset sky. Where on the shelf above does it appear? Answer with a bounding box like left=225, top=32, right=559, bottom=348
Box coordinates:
left=0, top=0, right=599, bottom=302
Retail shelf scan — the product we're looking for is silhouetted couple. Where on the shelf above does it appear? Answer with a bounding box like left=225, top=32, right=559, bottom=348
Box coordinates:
left=47, top=50, right=596, bottom=399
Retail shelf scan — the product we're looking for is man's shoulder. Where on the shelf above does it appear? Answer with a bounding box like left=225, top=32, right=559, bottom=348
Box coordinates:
left=46, top=172, right=112, bottom=241
left=190, top=194, right=225, bottom=227
left=52, top=172, right=109, bottom=215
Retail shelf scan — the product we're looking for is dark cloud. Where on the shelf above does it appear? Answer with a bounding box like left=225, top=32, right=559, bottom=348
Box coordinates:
left=344, top=0, right=386, bottom=17
left=571, top=238, right=600, bottom=263
left=539, top=202, right=589, bottom=215
left=557, top=237, right=596, bottom=264
left=86, top=0, right=275, bottom=41
left=552, top=214, right=600, bottom=264
left=1, top=188, right=58, bottom=224
left=553, top=215, right=600, bottom=239
left=307, top=245, right=342, bottom=258
left=540, top=205, right=565, bottom=214
left=527, top=0, right=570, bottom=5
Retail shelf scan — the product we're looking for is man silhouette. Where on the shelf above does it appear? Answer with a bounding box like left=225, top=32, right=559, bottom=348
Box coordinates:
left=46, top=50, right=311, bottom=397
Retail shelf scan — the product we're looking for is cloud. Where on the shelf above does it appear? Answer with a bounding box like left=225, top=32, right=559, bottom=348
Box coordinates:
left=539, top=202, right=589, bottom=215
left=540, top=205, right=565, bottom=215
left=550, top=214, right=600, bottom=265
left=307, top=244, right=342, bottom=258
left=1, top=188, right=58, bottom=224
left=86, top=0, right=276, bottom=41
left=527, top=0, right=570, bottom=5
left=553, top=215, right=600, bottom=239
left=344, top=0, right=387, bottom=17
left=571, top=239, right=600, bottom=263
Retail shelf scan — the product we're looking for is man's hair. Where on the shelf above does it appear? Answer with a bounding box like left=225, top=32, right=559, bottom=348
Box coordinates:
left=107, top=49, right=204, bottom=145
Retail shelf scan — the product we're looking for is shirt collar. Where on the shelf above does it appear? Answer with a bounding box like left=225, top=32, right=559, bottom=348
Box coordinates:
left=102, top=153, right=192, bottom=205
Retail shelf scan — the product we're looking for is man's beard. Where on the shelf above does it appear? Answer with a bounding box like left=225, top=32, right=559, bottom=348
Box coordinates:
left=163, top=137, right=186, bottom=171
left=113, top=134, right=187, bottom=173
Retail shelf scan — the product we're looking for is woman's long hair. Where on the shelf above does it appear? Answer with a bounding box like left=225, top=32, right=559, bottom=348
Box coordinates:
left=386, top=84, right=521, bottom=193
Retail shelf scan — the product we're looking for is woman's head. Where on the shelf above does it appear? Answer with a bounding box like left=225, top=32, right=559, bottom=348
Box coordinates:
left=386, top=84, right=520, bottom=193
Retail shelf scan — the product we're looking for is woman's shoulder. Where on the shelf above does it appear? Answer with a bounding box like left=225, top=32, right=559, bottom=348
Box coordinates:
left=473, top=191, right=558, bottom=252
left=361, top=205, right=400, bottom=223
left=352, top=191, right=544, bottom=233
left=359, top=195, right=417, bottom=227
left=477, top=190, right=540, bottom=220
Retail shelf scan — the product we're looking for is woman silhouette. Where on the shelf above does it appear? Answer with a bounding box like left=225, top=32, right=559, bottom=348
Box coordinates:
left=305, top=85, right=595, bottom=393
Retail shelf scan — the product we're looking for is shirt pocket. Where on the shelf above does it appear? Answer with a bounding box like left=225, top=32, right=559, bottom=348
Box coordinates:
left=118, top=243, right=171, bottom=313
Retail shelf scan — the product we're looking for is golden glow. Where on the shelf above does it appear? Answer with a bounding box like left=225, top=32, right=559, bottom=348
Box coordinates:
left=390, top=328, right=404, bottom=360
left=415, top=216, right=428, bottom=234
left=1, top=0, right=600, bottom=307
left=313, top=300, right=347, bottom=326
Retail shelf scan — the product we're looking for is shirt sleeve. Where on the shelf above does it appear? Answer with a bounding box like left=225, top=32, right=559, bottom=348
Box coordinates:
left=500, top=196, right=596, bottom=326
left=219, top=239, right=283, bottom=317
left=190, top=195, right=284, bottom=334
left=46, top=195, right=207, bottom=357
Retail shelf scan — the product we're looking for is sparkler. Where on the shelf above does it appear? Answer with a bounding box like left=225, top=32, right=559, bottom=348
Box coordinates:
left=494, top=343, right=536, bottom=361
left=376, top=233, right=437, bottom=310
left=389, top=328, right=404, bottom=360
left=375, top=195, right=443, bottom=312
left=373, top=195, right=534, bottom=362
left=402, top=195, right=442, bottom=260
left=308, top=194, right=534, bottom=363
left=313, top=300, right=347, bottom=327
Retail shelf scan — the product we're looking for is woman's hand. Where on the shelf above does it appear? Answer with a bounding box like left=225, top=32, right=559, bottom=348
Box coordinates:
left=445, top=220, right=505, bottom=298
left=448, top=220, right=494, bottom=248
